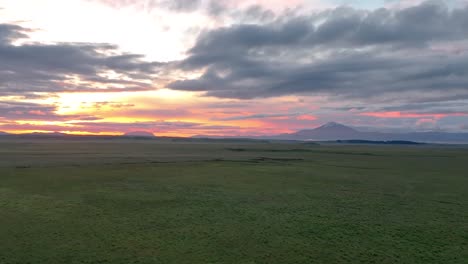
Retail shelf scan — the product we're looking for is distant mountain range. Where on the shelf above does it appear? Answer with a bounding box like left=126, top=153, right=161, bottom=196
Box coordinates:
left=273, top=122, right=468, bottom=143
left=0, top=131, right=156, bottom=138
left=1, top=122, right=468, bottom=143
left=123, top=131, right=155, bottom=137
left=0, top=131, right=70, bottom=139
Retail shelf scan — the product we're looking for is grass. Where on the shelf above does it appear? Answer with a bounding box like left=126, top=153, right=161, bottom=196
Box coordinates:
left=0, top=138, right=467, bottom=263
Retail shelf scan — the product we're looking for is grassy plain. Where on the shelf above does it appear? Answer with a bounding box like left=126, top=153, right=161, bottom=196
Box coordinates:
left=0, top=138, right=467, bottom=263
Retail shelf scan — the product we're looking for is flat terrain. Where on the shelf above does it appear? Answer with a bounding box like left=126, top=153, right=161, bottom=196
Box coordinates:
left=0, top=138, right=467, bottom=263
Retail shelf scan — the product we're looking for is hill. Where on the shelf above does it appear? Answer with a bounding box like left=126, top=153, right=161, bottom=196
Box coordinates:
left=123, top=131, right=155, bottom=137
left=336, top=140, right=424, bottom=145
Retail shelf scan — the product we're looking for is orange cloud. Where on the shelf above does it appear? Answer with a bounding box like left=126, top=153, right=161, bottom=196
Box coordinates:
left=296, top=114, right=317, bottom=121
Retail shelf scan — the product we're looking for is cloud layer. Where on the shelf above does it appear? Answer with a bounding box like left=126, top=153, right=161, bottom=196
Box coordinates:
left=169, top=1, right=468, bottom=105
left=0, top=23, right=163, bottom=98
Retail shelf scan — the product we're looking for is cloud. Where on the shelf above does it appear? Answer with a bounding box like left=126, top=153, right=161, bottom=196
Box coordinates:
left=0, top=22, right=164, bottom=97
left=85, top=101, right=135, bottom=110
left=3, top=0, right=468, bottom=134
left=0, top=101, right=99, bottom=121
left=161, top=0, right=203, bottom=12
left=97, top=0, right=205, bottom=12
left=0, top=119, right=241, bottom=135
left=360, top=111, right=468, bottom=119
left=214, top=111, right=316, bottom=121
left=0, top=23, right=29, bottom=43
left=168, top=0, right=468, bottom=106
left=87, top=0, right=316, bottom=20
left=89, top=0, right=219, bottom=13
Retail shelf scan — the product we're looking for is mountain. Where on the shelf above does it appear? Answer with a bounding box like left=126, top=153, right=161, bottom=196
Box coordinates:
left=18, top=132, right=69, bottom=138
left=275, top=122, right=468, bottom=143
left=123, top=131, right=155, bottom=137
left=315, top=122, right=356, bottom=132
left=29, top=132, right=67, bottom=136
left=290, top=122, right=360, bottom=140
left=0, top=131, right=10, bottom=135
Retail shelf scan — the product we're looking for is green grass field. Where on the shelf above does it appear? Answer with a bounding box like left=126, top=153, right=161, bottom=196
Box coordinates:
left=1, top=138, right=467, bottom=263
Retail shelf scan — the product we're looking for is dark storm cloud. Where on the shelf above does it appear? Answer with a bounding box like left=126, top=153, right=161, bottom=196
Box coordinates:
left=168, top=1, right=468, bottom=103
left=0, top=23, right=163, bottom=97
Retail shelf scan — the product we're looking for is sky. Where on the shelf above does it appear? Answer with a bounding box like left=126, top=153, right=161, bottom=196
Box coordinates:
left=1, top=0, right=468, bottom=136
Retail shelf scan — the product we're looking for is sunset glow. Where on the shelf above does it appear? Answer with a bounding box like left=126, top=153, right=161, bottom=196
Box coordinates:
left=1, top=0, right=468, bottom=136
